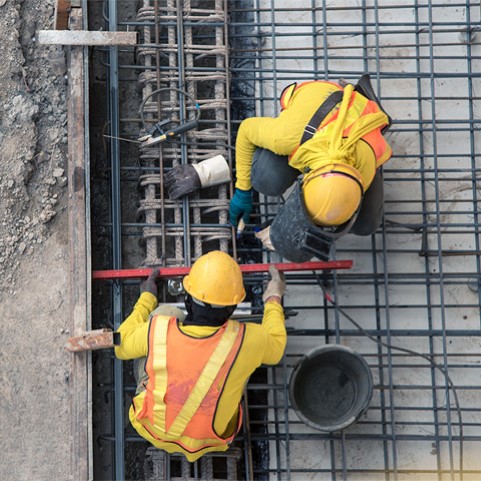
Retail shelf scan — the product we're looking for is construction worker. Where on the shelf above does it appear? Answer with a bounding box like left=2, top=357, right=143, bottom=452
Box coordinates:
left=229, top=75, right=392, bottom=262
left=114, top=251, right=286, bottom=462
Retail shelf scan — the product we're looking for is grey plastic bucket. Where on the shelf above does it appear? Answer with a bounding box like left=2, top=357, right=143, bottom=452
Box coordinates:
left=289, top=344, right=373, bottom=432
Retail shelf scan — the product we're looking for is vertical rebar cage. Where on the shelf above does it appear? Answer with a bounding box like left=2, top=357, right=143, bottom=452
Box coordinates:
left=91, top=0, right=481, bottom=480
left=137, top=0, right=233, bottom=267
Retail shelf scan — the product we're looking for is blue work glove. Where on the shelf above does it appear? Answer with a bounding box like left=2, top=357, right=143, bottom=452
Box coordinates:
left=229, top=188, right=253, bottom=227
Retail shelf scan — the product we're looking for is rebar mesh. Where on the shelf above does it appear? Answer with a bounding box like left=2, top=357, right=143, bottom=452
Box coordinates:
left=91, top=0, right=481, bottom=480
left=143, top=447, right=242, bottom=481
left=228, top=1, right=481, bottom=480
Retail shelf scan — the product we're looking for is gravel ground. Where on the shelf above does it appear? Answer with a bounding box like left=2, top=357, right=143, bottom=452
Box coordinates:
left=0, top=1, right=73, bottom=479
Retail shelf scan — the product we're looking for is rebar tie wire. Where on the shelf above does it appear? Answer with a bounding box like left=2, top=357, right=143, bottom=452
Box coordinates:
left=312, top=271, right=464, bottom=481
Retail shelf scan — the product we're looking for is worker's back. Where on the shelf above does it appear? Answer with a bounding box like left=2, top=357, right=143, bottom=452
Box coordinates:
left=129, top=303, right=285, bottom=462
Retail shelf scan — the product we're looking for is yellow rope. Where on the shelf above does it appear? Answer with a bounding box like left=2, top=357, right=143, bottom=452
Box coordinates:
left=328, top=84, right=354, bottom=157
left=309, top=84, right=388, bottom=168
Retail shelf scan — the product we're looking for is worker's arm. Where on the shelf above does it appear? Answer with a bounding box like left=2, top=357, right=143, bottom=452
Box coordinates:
left=258, top=266, right=287, bottom=364
left=114, top=292, right=158, bottom=360
left=259, top=299, right=286, bottom=365
left=213, top=277, right=285, bottom=439
left=213, top=301, right=285, bottom=438
left=235, top=116, right=290, bottom=191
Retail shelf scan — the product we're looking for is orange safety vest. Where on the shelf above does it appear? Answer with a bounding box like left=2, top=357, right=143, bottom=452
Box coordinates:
left=130, top=315, right=245, bottom=460
left=280, top=81, right=392, bottom=174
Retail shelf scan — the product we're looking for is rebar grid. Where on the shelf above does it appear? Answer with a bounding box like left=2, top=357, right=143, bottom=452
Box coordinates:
left=94, top=2, right=248, bottom=479
left=93, top=0, right=481, bottom=479
left=143, top=447, right=242, bottom=481
left=144, top=447, right=242, bottom=481
left=136, top=0, right=233, bottom=267
left=227, top=1, right=481, bottom=480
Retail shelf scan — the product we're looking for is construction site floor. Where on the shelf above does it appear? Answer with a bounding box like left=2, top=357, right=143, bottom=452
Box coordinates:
left=2, top=1, right=481, bottom=480
left=0, top=1, right=73, bottom=480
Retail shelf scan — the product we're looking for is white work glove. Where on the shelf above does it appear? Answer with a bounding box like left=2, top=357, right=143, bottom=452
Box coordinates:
left=262, top=265, right=286, bottom=302
left=255, top=226, right=275, bottom=251
left=165, top=155, right=231, bottom=200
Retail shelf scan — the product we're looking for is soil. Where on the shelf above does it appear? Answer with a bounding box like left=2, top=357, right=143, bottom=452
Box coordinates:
left=0, top=0, right=72, bottom=479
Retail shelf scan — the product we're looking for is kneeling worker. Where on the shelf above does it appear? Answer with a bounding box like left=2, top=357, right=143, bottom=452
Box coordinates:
left=115, top=251, right=286, bottom=461
left=229, top=75, right=393, bottom=261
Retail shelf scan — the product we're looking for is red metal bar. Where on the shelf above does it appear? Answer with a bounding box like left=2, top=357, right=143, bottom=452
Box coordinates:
left=92, top=260, right=353, bottom=280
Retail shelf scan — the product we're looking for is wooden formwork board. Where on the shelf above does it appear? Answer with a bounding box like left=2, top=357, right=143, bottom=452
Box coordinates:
left=54, top=0, right=71, bottom=30
left=38, top=29, right=138, bottom=46
left=67, top=8, right=91, bottom=481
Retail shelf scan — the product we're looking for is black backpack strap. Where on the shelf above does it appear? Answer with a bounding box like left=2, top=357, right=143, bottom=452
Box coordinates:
left=300, top=90, right=344, bottom=145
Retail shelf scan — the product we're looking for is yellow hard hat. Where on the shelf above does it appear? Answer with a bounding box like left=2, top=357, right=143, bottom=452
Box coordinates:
left=183, top=250, right=246, bottom=305
left=301, top=164, right=364, bottom=226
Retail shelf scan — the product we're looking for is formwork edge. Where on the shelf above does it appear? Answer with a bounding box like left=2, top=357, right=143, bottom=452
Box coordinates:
left=68, top=7, right=91, bottom=481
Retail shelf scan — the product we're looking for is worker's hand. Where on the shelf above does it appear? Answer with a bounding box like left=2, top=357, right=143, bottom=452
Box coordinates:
left=255, top=226, right=275, bottom=251
left=262, top=265, right=286, bottom=303
left=165, top=156, right=231, bottom=200
left=229, top=188, right=253, bottom=227
left=165, top=164, right=201, bottom=200
left=140, top=268, right=160, bottom=297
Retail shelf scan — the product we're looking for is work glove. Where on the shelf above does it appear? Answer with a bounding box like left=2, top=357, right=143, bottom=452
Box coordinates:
left=262, top=265, right=286, bottom=302
left=140, top=268, right=160, bottom=297
left=255, top=226, right=275, bottom=251
left=229, top=188, right=253, bottom=227
left=165, top=155, right=231, bottom=200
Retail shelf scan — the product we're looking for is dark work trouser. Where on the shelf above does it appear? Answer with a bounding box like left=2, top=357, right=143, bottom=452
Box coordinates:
left=251, top=148, right=384, bottom=236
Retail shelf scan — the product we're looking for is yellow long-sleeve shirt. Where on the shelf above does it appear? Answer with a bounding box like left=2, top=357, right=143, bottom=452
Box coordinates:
left=115, top=292, right=286, bottom=442
left=235, top=81, right=390, bottom=191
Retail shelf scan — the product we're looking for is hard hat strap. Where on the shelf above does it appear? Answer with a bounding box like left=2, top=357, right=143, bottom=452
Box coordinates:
left=302, top=168, right=364, bottom=197
left=330, top=170, right=365, bottom=196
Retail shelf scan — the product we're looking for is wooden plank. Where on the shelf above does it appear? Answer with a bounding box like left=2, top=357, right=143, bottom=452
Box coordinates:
left=67, top=9, right=90, bottom=481
left=66, top=329, right=119, bottom=352
left=54, top=0, right=71, bottom=30
left=38, top=29, right=137, bottom=46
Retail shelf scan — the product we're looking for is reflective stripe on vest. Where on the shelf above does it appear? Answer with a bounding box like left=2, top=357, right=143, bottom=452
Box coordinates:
left=133, top=315, right=245, bottom=453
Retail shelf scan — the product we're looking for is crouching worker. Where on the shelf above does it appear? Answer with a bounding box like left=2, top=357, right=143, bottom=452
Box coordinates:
left=229, top=74, right=393, bottom=262
left=115, top=251, right=286, bottom=462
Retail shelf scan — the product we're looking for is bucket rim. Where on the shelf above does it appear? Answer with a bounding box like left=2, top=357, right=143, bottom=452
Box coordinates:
left=289, top=343, right=373, bottom=432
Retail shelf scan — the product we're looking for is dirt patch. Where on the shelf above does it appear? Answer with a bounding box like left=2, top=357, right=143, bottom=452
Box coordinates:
left=0, top=0, right=69, bottom=297
left=0, top=0, right=72, bottom=479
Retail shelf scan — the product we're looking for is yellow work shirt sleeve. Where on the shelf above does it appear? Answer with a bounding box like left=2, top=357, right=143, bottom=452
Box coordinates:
left=114, top=292, right=158, bottom=360
left=259, top=300, right=286, bottom=365
left=235, top=116, right=296, bottom=191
